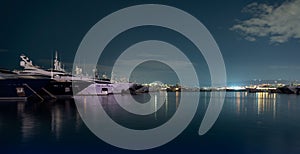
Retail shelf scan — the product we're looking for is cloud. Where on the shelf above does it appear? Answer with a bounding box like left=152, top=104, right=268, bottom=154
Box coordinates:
left=231, top=0, right=300, bottom=43
left=244, top=36, right=256, bottom=42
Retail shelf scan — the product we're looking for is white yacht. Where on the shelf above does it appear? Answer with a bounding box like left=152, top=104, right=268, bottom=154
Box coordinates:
left=14, top=52, right=94, bottom=96
left=15, top=52, right=148, bottom=96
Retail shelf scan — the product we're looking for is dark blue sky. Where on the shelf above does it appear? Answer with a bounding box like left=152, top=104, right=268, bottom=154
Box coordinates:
left=1, top=0, right=299, bottom=85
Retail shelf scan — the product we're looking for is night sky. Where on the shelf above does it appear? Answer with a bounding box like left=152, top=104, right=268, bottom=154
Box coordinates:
left=1, top=0, right=299, bottom=85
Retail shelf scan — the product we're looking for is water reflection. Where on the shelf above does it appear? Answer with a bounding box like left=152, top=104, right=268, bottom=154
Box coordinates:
left=236, top=92, right=241, bottom=115
left=17, top=102, right=36, bottom=143
left=1, top=92, right=300, bottom=153
left=1, top=92, right=297, bottom=142
left=51, top=104, right=63, bottom=139
left=75, top=92, right=179, bottom=130
left=0, top=92, right=181, bottom=144
left=225, top=92, right=297, bottom=121
left=175, top=91, right=179, bottom=108
left=165, top=92, right=168, bottom=117
left=1, top=100, right=83, bottom=144
left=256, top=92, right=277, bottom=118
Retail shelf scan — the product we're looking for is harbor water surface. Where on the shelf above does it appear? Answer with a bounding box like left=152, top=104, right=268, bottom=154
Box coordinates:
left=1, top=92, right=300, bottom=153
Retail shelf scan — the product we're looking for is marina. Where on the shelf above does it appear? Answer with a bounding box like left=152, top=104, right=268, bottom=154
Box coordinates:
left=2, top=53, right=298, bottom=102
left=1, top=54, right=299, bottom=153
left=2, top=0, right=300, bottom=153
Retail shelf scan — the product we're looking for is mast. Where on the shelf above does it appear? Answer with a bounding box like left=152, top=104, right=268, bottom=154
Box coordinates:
left=53, top=51, right=65, bottom=72
left=51, top=52, right=53, bottom=79
left=54, top=51, right=59, bottom=71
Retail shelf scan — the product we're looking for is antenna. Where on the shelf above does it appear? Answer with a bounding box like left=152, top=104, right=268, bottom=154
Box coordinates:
left=51, top=51, right=54, bottom=79
left=55, top=50, right=58, bottom=60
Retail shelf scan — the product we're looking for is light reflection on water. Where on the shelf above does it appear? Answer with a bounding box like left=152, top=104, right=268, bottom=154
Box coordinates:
left=76, top=92, right=179, bottom=130
left=17, top=102, right=36, bottom=143
left=0, top=92, right=300, bottom=153
left=226, top=92, right=280, bottom=118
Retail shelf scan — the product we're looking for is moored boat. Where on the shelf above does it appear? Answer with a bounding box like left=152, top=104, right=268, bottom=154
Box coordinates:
left=15, top=52, right=149, bottom=97
left=277, top=85, right=300, bottom=94
left=0, top=69, right=51, bottom=100
left=15, top=53, right=92, bottom=97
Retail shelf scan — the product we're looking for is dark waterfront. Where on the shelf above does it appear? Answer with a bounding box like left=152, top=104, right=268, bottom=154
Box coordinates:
left=1, top=92, right=300, bottom=153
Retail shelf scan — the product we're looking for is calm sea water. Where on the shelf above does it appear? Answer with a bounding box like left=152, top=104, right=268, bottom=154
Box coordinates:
left=1, top=92, right=300, bottom=153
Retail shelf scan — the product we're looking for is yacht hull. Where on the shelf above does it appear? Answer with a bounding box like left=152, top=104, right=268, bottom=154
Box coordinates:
left=0, top=78, right=50, bottom=100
